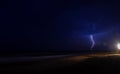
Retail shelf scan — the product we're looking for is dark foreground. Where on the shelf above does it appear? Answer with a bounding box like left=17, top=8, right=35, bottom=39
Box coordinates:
left=1, top=53, right=120, bottom=74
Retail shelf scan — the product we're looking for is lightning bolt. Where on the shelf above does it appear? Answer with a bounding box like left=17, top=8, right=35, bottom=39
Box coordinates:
left=90, top=35, right=95, bottom=49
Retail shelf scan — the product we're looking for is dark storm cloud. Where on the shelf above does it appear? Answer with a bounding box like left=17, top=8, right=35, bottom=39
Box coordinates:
left=0, top=0, right=120, bottom=51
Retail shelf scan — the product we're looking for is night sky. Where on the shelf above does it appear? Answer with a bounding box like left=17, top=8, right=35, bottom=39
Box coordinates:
left=0, top=0, right=120, bottom=52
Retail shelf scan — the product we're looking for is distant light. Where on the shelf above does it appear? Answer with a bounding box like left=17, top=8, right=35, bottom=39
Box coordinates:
left=117, top=43, right=120, bottom=50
